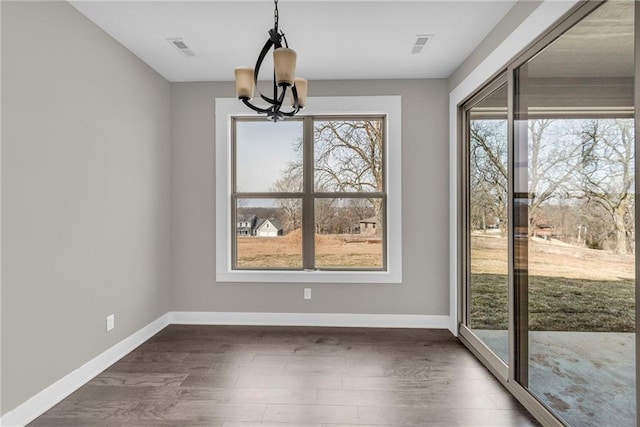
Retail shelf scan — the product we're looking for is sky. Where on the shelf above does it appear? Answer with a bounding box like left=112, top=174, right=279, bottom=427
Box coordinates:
left=235, top=120, right=302, bottom=193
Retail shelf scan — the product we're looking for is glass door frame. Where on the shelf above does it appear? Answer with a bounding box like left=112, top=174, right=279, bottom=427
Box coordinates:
left=459, top=73, right=510, bottom=383
left=458, top=1, right=639, bottom=425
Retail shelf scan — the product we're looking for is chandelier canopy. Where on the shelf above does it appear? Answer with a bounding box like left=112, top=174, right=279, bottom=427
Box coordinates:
left=234, top=0, right=308, bottom=122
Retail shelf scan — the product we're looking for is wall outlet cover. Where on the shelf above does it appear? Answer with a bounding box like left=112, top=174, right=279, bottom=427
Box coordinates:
left=106, top=314, right=115, bottom=332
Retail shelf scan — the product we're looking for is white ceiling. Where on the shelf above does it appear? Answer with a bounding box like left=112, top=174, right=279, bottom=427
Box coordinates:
left=69, top=0, right=518, bottom=82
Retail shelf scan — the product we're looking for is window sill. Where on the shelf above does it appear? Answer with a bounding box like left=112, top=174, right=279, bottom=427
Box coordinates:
left=216, top=269, right=402, bottom=284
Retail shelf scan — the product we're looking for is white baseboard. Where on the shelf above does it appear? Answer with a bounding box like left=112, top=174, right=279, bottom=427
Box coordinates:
left=0, top=313, right=171, bottom=427
left=449, top=316, right=459, bottom=337
left=169, top=311, right=451, bottom=329
left=1, top=310, right=450, bottom=427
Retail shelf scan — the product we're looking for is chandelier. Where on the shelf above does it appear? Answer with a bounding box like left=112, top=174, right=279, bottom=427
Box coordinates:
left=234, top=0, right=308, bottom=122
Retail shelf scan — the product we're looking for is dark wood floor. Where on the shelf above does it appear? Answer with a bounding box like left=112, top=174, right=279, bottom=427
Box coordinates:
left=30, top=325, right=538, bottom=426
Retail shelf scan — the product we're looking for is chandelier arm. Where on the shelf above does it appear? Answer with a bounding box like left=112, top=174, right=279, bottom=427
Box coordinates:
left=272, top=71, right=278, bottom=113
left=278, top=85, right=300, bottom=116
left=278, top=85, right=287, bottom=104
left=291, top=85, right=299, bottom=111
left=280, top=110, right=298, bottom=118
left=270, top=85, right=287, bottom=118
left=241, top=98, right=273, bottom=114
left=253, top=38, right=280, bottom=105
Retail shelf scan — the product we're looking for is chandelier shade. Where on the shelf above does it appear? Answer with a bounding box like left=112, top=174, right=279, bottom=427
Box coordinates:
left=234, top=0, right=307, bottom=121
left=234, top=67, right=254, bottom=99
left=273, top=48, right=296, bottom=86
left=292, top=78, right=308, bottom=108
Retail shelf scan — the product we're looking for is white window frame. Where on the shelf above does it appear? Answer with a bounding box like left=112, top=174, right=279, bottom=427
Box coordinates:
left=215, top=96, right=402, bottom=283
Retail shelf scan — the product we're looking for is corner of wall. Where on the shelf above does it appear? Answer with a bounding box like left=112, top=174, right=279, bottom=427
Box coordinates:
left=448, top=0, right=543, bottom=92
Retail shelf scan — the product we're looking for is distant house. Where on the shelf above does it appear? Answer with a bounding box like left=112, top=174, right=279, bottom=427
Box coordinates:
left=237, top=214, right=257, bottom=236
left=255, top=218, right=283, bottom=237
left=359, top=216, right=378, bottom=236
left=534, top=224, right=559, bottom=240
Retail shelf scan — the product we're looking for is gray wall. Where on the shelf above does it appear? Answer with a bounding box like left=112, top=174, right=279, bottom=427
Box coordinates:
left=449, top=0, right=542, bottom=91
left=1, top=1, right=171, bottom=414
left=171, top=80, right=450, bottom=315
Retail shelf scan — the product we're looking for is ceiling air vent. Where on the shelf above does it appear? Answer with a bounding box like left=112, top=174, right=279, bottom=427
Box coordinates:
left=411, top=34, right=432, bottom=55
left=168, top=38, right=195, bottom=57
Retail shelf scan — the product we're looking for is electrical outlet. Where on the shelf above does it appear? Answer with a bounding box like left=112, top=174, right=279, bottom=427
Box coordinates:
left=106, top=314, right=115, bottom=332
left=304, top=288, right=312, bottom=300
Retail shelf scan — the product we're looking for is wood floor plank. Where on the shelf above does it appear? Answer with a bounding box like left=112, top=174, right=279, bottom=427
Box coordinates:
left=66, top=384, right=157, bottom=401
left=320, top=424, right=458, bottom=427
left=223, top=423, right=321, bottom=427
left=162, top=402, right=266, bottom=422
left=230, top=387, right=316, bottom=404
left=145, top=386, right=235, bottom=402
left=88, top=373, right=188, bottom=387
left=185, top=352, right=257, bottom=364
left=284, top=363, right=384, bottom=377
left=252, top=354, right=347, bottom=365
left=357, top=406, right=539, bottom=426
left=381, top=365, right=493, bottom=380
left=28, top=325, right=538, bottom=426
left=120, top=351, right=191, bottom=364
left=316, top=389, right=500, bottom=409
left=179, top=373, right=239, bottom=388
left=342, top=376, right=505, bottom=393
left=286, top=344, right=383, bottom=355
left=235, top=374, right=342, bottom=389
left=138, top=340, right=233, bottom=353
left=347, top=353, right=472, bottom=366
left=209, top=363, right=286, bottom=375
left=106, top=360, right=210, bottom=374
left=262, top=404, right=359, bottom=424
left=30, top=400, right=139, bottom=421
left=30, top=418, right=222, bottom=427
left=28, top=417, right=128, bottom=426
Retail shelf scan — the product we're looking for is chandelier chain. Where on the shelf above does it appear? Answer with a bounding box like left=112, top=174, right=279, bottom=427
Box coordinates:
left=274, top=0, right=279, bottom=30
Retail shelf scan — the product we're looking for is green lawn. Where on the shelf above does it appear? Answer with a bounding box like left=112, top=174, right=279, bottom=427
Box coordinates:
left=470, top=273, right=635, bottom=332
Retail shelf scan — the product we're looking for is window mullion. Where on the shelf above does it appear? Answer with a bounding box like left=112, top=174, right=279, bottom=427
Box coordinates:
left=302, top=116, right=315, bottom=269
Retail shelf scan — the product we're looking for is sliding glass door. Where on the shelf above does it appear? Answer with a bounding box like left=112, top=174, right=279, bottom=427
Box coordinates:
left=461, top=1, right=637, bottom=425
left=464, top=82, right=509, bottom=366
left=514, top=1, right=635, bottom=424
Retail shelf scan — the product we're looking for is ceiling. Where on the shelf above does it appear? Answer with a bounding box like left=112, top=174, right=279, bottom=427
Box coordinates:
left=68, top=0, right=518, bottom=82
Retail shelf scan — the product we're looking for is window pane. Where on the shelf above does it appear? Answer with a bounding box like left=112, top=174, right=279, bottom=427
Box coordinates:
left=235, top=120, right=303, bottom=193
left=468, top=84, right=509, bottom=364
left=235, top=198, right=302, bottom=269
left=314, top=120, right=383, bottom=192
left=314, top=198, right=383, bottom=268
left=514, top=2, right=635, bottom=425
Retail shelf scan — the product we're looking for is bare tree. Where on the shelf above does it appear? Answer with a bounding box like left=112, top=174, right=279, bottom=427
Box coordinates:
left=314, top=198, right=336, bottom=234
left=471, top=118, right=589, bottom=239
left=470, top=120, right=508, bottom=236
left=314, top=120, right=383, bottom=192
left=526, top=119, right=586, bottom=235
left=576, top=119, right=635, bottom=254
left=314, top=120, right=384, bottom=236
left=279, top=120, right=384, bottom=236
left=270, top=168, right=302, bottom=233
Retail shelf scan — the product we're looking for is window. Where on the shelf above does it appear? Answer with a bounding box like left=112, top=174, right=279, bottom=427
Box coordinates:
left=216, top=96, right=401, bottom=283
left=233, top=116, right=386, bottom=271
